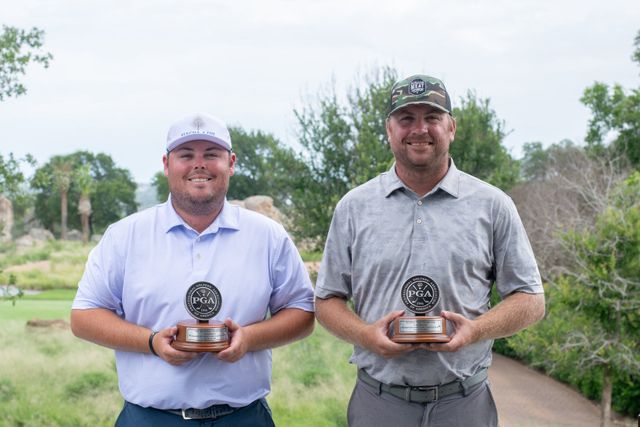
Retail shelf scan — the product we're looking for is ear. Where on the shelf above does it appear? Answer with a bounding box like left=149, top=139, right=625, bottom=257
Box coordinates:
left=228, top=152, right=236, bottom=176
left=163, top=153, right=169, bottom=176
left=385, top=117, right=392, bottom=141
left=448, top=115, right=457, bottom=141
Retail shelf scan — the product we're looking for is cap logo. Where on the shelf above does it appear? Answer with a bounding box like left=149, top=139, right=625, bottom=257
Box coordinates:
left=409, top=79, right=426, bottom=95
left=192, top=117, right=205, bottom=132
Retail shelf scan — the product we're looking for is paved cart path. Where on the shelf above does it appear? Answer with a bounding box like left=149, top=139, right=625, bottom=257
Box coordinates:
left=489, top=353, right=635, bottom=427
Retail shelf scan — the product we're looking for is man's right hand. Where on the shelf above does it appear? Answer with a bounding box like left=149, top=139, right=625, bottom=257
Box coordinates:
left=359, top=310, right=418, bottom=358
left=152, top=326, right=199, bottom=366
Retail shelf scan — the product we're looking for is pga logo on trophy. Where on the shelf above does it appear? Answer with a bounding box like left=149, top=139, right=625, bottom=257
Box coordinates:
left=172, top=281, right=230, bottom=352
left=390, top=275, right=451, bottom=343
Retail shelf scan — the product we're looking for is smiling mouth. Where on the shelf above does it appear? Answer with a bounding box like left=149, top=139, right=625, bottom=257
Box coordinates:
left=406, top=141, right=433, bottom=146
left=188, top=177, right=212, bottom=182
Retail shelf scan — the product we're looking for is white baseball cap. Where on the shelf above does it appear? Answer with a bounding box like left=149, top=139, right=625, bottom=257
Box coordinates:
left=166, top=112, right=232, bottom=152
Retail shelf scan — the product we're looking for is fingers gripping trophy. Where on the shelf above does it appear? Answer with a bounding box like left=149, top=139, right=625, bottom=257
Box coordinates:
left=172, top=281, right=230, bottom=352
left=390, top=275, right=451, bottom=343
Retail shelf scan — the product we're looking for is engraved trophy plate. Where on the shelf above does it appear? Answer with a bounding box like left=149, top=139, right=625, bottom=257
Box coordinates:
left=390, top=275, right=450, bottom=343
left=185, top=327, right=229, bottom=342
left=398, top=318, right=443, bottom=334
left=172, top=281, right=230, bottom=352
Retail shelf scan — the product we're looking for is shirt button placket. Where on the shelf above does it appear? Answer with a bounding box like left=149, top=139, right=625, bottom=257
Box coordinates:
left=194, top=236, right=204, bottom=271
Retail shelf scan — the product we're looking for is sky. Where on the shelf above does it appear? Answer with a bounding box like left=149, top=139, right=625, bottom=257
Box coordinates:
left=1, top=0, right=639, bottom=183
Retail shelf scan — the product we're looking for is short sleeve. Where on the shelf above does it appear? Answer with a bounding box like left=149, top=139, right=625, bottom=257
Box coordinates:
left=315, top=199, right=353, bottom=300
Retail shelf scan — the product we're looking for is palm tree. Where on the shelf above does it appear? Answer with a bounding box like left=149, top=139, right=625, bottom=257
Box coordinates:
left=74, top=164, right=95, bottom=244
left=51, top=159, right=73, bottom=240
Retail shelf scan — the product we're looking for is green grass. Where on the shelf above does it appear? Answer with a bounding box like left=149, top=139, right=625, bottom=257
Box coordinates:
left=300, top=250, right=323, bottom=263
left=22, top=289, right=78, bottom=301
left=0, top=319, right=121, bottom=427
left=0, top=240, right=93, bottom=290
left=0, top=299, right=72, bottom=321
left=270, top=325, right=355, bottom=426
left=0, top=298, right=356, bottom=427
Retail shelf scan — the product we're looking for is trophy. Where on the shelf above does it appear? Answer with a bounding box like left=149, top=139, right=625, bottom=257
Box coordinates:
left=390, top=275, right=450, bottom=343
left=172, top=281, right=230, bottom=352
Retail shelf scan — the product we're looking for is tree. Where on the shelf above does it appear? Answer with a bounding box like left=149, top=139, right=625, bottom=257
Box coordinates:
left=0, top=153, right=35, bottom=236
left=0, top=25, right=52, bottom=101
left=507, top=172, right=640, bottom=424
left=31, top=151, right=137, bottom=236
left=0, top=152, right=33, bottom=197
left=450, top=91, right=520, bottom=190
left=51, top=158, right=73, bottom=240
left=553, top=173, right=640, bottom=426
left=152, top=171, right=169, bottom=203
left=290, top=68, right=396, bottom=247
left=581, top=30, right=640, bottom=168
left=511, top=140, right=630, bottom=279
left=74, top=164, right=96, bottom=243
left=226, top=127, right=303, bottom=205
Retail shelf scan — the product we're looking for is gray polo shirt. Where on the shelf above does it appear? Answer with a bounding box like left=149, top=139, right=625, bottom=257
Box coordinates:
left=315, top=160, right=543, bottom=386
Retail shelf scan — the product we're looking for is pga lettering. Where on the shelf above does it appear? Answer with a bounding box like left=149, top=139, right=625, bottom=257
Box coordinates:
left=407, top=289, right=433, bottom=299
left=192, top=296, right=215, bottom=305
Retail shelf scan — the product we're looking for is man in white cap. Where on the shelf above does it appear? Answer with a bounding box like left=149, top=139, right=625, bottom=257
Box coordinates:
left=71, top=113, right=315, bottom=426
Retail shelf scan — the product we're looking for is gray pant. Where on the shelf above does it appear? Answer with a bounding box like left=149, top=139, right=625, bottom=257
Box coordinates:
left=347, top=378, right=498, bottom=427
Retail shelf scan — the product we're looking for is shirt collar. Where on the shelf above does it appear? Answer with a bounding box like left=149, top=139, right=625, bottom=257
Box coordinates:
left=382, top=158, right=461, bottom=199
left=161, top=196, right=240, bottom=235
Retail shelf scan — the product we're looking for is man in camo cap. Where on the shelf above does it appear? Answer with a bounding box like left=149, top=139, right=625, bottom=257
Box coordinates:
left=315, top=75, right=545, bottom=426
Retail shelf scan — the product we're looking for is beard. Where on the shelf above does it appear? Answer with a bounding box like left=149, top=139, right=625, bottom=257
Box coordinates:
left=170, top=188, right=223, bottom=217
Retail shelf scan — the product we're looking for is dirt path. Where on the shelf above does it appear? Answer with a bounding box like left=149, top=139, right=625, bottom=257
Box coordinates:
left=5, top=260, right=50, bottom=272
left=489, top=353, right=635, bottom=427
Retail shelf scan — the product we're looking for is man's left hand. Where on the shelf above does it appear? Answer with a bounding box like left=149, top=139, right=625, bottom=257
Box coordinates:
left=423, top=310, right=478, bottom=352
left=216, top=318, right=250, bottom=363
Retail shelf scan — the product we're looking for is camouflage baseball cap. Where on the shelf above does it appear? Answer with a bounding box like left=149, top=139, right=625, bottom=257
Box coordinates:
left=388, top=75, right=452, bottom=117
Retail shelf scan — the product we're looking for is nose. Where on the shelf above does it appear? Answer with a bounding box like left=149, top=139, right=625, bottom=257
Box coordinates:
left=192, top=154, right=206, bottom=169
left=411, top=117, right=430, bottom=136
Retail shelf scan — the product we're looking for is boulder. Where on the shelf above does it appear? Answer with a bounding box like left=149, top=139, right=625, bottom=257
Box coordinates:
left=29, top=228, right=54, bottom=241
left=66, top=229, right=83, bottom=241
left=243, top=196, right=284, bottom=224
left=15, top=235, right=36, bottom=248
left=0, top=195, right=13, bottom=242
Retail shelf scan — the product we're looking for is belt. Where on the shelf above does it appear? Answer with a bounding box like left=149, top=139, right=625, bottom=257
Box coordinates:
left=163, top=403, right=240, bottom=420
left=358, top=368, right=488, bottom=403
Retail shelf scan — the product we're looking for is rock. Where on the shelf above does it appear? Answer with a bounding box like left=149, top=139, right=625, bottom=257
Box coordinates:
left=243, top=196, right=284, bottom=224
left=91, top=233, right=103, bottom=243
left=15, top=235, right=37, bottom=248
left=29, top=228, right=54, bottom=241
left=26, top=318, right=69, bottom=329
left=21, top=207, right=43, bottom=234
left=0, top=195, right=13, bottom=242
left=66, top=229, right=83, bottom=241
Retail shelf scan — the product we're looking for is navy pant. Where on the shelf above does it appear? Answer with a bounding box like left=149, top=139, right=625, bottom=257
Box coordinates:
left=115, top=399, right=275, bottom=427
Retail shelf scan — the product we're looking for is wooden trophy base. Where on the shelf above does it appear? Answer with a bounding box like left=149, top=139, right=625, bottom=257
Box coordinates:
left=390, top=316, right=451, bottom=343
left=172, top=320, right=230, bottom=352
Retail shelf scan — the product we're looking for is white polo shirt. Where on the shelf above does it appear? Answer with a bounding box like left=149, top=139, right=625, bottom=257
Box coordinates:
left=73, top=198, right=314, bottom=409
